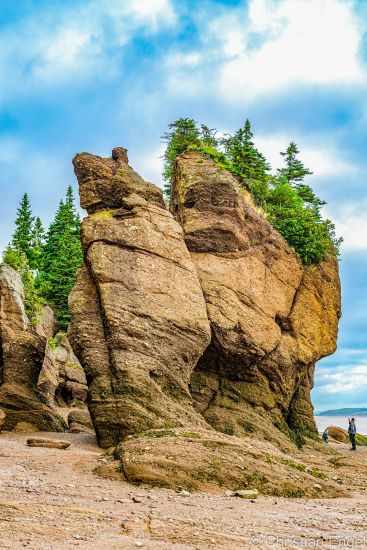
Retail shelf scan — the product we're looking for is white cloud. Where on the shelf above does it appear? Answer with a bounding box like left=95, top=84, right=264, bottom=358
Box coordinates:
left=216, top=0, right=366, bottom=101
left=331, top=201, right=367, bottom=251
left=129, top=145, right=165, bottom=188
left=126, top=0, right=176, bottom=28
left=255, top=133, right=355, bottom=176
left=206, top=14, right=247, bottom=57
left=166, top=52, right=203, bottom=68
left=316, top=364, right=367, bottom=395
left=0, top=0, right=176, bottom=97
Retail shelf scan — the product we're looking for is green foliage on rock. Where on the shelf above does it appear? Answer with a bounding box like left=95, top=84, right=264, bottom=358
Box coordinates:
left=162, top=117, right=342, bottom=265
left=2, top=246, right=43, bottom=324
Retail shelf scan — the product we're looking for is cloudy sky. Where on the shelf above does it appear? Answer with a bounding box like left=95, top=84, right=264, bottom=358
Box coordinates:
left=0, top=0, right=366, bottom=412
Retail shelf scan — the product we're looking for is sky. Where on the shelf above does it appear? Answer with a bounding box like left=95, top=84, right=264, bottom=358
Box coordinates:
left=0, top=0, right=366, bottom=412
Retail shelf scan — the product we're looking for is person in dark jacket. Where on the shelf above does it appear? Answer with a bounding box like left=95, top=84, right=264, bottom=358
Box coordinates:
left=322, top=428, right=329, bottom=444
left=348, top=418, right=357, bottom=450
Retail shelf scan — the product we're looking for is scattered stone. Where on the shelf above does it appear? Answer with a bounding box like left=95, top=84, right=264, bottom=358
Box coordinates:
left=26, top=438, right=71, bottom=450
left=234, top=489, right=259, bottom=500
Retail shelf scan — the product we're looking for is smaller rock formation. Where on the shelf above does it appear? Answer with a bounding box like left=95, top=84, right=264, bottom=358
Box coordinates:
left=37, top=333, right=88, bottom=410
left=327, top=426, right=349, bottom=443
left=68, top=409, right=94, bottom=433
left=0, top=265, right=66, bottom=432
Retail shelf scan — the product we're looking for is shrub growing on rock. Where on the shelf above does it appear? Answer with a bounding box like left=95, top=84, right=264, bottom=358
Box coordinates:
left=163, top=118, right=342, bottom=265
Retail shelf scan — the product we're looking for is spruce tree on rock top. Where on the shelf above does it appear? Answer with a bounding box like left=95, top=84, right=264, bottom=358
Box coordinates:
left=278, top=142, right=313, bottom=185
left=222, top=119, right=270, bottom=205
left=11, top=193, right=34, bottom=264
left=277, top=142, right=325, bottom=213
left=30, top=216, right=46, bottom=270
left=162, top=118, right=201, bottom=198
left=39, top=186, right=82, bottom=330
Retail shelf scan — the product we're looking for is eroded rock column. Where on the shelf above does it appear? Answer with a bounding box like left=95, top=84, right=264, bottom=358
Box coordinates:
left=68, top=148, right=211, bottom=447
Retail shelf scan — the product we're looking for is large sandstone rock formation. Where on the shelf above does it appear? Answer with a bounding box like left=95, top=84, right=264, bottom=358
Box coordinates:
left=68, top=148, right=211, bottom=448
left=68, top=147, right=340, bottom=492
left=0, top=265, right=66, bottom=431
left=171, top=151, right=341, bottom=439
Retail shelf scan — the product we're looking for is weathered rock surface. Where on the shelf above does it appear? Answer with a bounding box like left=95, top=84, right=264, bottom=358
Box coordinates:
left=0, top=408, right=5, bottom=431
left=68, top=146, right=340, bottom=489
left=37, top=332, right=88, bottom=409
left=0, top=265, right=66, bottom=432
left=171, top=151, right=341, bottom=440
left=67, top=408, right=94, bottom=433
left=69, top=149, right=211, bottom=448
left=35, top=305, right=56, bottom=340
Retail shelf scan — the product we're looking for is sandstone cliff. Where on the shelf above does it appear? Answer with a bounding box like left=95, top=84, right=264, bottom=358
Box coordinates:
left=172, top=151, right=341, bottom=441
left=68, top=147, right=340, bottom=493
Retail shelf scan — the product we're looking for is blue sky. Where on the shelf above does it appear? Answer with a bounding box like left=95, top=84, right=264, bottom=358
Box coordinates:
left=0, top=0, right=366, bottom=411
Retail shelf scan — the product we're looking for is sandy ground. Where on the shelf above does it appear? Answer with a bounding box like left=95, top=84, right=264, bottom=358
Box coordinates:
left=1, top=432, right=367, bottom=550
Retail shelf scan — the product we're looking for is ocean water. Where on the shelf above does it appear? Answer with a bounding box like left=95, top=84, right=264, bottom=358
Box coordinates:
left=315, top=415, right=367, bottom=435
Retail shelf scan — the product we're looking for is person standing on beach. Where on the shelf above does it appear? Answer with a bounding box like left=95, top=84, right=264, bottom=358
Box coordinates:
left=348, top=417, right=357, bottom=450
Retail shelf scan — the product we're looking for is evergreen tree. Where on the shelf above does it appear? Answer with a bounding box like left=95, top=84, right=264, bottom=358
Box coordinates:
left=39, top=186, right=82, bottom=330
left=221, top=119, right=270, bottom=204
left=277, top=142, right=313, bottom=185
left=200, top=125, right=218, bottom=147
left=11, top=193, right=34, bottom=263
left=222, top=120, right=270, bottom=181
left=30, top=216, right=46, bottom=270
left=162, top=117, right=342, bottom=265
left=162, top=118, right=201, bottom=198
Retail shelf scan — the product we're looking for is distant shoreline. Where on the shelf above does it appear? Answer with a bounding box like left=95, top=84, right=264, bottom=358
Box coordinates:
left=316, top=408, right=367, bottom=416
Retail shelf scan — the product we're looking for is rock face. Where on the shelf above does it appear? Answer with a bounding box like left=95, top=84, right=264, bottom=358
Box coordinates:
left=68, top=149, right=211, bottom=448
left=35, top=305, right=56, bottom=340
left=68, top=146, right=340, bottom=490
left=37, top=333, right=88, bottom=409
left=171, top=151, right=341, bottom=439
left=0, top=265, right=66, bottom=431
left=0, top=408, right=5, bottom=431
